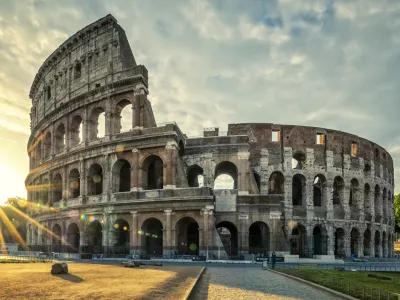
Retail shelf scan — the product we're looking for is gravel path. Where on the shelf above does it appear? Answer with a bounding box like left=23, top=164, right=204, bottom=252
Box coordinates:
left=189, top=266, right=339, bottom=300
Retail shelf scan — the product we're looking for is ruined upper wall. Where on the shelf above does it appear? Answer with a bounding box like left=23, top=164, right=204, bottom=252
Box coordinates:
left=29, top=14, right=144, bottom=129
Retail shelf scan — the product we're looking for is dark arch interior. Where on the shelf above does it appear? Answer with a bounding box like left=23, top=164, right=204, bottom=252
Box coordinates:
left=333, top=177, right=344, bottom=205
left=290, top=225, right=306, bottom=257
left=141, top=218, right=163, bottom=256
left=52, top=225, right=62, bottom=252
left=313, top=226, right=327, bottom=255
left=53, top=174, right=63, bottom=202
left=113, top=159, right=131, bottom=192
left=143, top=156, right=163, bottom=190
left=292, top=174, right=305, bottom=206
left=334, top=228, right=345, bottom=257
left=313, top=175, right=325, bottom=207
left=363, top=229, right=371, bottom=256
left=187, top=165, right=204, bottom=187
left=249, top=222, right=269, bottom=256
left=85, top=220, right=103, bottom=254
left=88, top=164, right=103, bottom=195
left=176, top=217, right=199, bottom=255
left=268, top=172, right=284, bottom=194
left=216, top=221, right=238, bottom=256
left=351, top=228, right=360, bottom=257
left=113, top=219, right=130, bottom=254
left=67, top=223, right=80, bottom=253
left=69, top=169, right=80, bottom=198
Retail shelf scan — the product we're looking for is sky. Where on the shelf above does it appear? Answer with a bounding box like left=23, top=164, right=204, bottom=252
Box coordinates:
left=0, top=0, right=400, bottom=204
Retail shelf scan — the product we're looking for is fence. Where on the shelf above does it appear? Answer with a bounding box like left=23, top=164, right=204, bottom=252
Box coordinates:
left=275, top=263, right=400, bottom=272
left=0, top=253, right=54, bottom=263
left=277, top=268, right=400, bottom=300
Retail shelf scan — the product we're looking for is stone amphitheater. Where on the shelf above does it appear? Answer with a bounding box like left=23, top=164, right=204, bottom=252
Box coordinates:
left=25, top=14, right=395, bottom=260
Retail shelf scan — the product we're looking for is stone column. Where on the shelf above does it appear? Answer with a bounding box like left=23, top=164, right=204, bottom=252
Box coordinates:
left=358, top=233, right=363, bottom=258
left=344, top=234, right=351, bottom=258
left=369, top=228, right=375, bottom=258
left=130, top=211, right=138, bottom=254
left=327, top=223, right=335, bottom=256
left=79, top=158, right=86, bottom=199
left=131, top=148, right=140, bottom=191
left=103, top=154, right=110, bottom=201
left=165, top=142, right=177, bottom=188
left=83, top=107, right=89, bottom=146
left=343, top=183, right=351, bottom=220
left=306, top=177, right=314, bottom=221
left=259, top=149, right=269, bottom=195
left=383, top=234, right=388, bottom=257
left=164, top=210, right=172, bottom=255
left=325, top=180, right=334, bottom=220
left=202, top=209, right=210, bottom=257
left=284, top=175, right=293, bottom=219
left=237, top=150, right=250, bottom=195
left=63, top=165, right=68, bottom=202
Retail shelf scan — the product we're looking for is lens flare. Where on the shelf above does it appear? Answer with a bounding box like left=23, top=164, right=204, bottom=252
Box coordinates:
left=89, top=216, right=95, bottom=222
left=93, top=175, right=102, bottom=183
left=0, top=207, right=28, bottom=251
left=80, top=214, right=86, bottom=220
left=123, top=226, right=127, bottom=231
left=190, top=243, right=197, bottom=251
left=114, top=223, right=119, bottom=229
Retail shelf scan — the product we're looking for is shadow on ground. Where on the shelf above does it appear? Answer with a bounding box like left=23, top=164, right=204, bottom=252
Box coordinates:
left=52, top=274, right=84, bottom=283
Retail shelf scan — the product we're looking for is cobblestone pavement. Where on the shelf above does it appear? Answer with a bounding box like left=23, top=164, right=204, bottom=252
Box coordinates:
left=189, top=266, right=339, bottom=300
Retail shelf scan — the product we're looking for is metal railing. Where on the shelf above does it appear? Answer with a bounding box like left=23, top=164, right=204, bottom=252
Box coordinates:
left=275, top=263, right=400, bottom=272
left=277, top=268, right=400, bottom=300
left=0, top=253, right=54, bottom=263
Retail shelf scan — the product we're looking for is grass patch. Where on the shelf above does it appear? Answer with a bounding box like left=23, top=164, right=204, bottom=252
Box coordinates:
left=276, top=268, right=400, bottom=299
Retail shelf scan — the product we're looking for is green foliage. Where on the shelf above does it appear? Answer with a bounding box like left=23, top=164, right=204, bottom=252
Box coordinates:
left=395, top=194, right=400, bottom=228
left=1, top=196, right=28, bottom=243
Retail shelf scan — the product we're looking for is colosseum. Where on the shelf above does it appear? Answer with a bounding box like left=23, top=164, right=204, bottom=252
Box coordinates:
left=25, top=14, right=395, bottom=261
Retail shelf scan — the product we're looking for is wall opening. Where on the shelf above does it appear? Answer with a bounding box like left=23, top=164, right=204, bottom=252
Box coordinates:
left=292, top=174, right=306, bottom=206
left=333, top=176, right=344, bottom=205
left=351, top=142, right=358, bottom=157
left=290, top=225, right=306, bottom=257
left=249, top=221, right=269, bottom=256
left=272, top=130, right=280, bottom=142
left=53, top=174, right=62, bottom=202
left=142, top=155, right=163, bottom=190
left=334, top=228, right=345, bottom=257
left=116, top=100, right=132, bottom=134
left=316, top=133, right=325, bottom=145
left=112, top=159, right=131, bottom=192
left=292, top=151, right=306, bottom=169
left=187, top=165, right=204, bottom=187
left=363, top=228, right=371, bottom=256
left=88, top=163, right=103, bottom=195
left=216, top=221, right=238, bottom=256
left=268, top=172, right=284, bottom=194
left=68, top=169, right=80, bottom=198
left=112, top=219, right=130, bottom=254
left=89, top=107, right=106, bottom=140
left=55, top=124, right=66, bottom=152
left=70, top=115, right=83, bottom=146
left=67, top=223, right=80, bottom=253
left=176, top=217, right=199, bottom=255
left=214, top=161, right=238, bottom=190
left=85, top=220, right=103, bottom=254
left=313, top=174, right=326, bottom=207
left=141, top=218, right=163, bottom=256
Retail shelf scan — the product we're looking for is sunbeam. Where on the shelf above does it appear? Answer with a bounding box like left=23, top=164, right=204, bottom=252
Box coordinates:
left=0, top=207, right=28, bottom=251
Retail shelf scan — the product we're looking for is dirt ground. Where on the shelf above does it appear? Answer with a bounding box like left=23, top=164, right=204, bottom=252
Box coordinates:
left=0, top=262, right=202, bottom=300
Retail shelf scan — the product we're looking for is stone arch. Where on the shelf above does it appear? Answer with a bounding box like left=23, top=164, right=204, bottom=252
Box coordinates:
left=292, top=150, right=306, bottom=169
left=382, top=231, right=387, bottom=257
left=334, top=228, right=345, bottom=257
left=53, top=173, right=63, bottom=202
left=112, top=159, right=131, bottom=192
left=313, top=225, right=327, bottom=255
left=176, top=217, right=199, bottom=255
left=87, top=163, right=103, bottom=195
left=89, top=107, right=106, bottom=140
left=41, top=226, right=49, bottom=251
left=67, top=223, right=80, bottom=253
left=374, top=185, right=381, bottom=218
left=374, top=230, right=381, bottom=257
left=115, top=99, right=132, bottom=134
left=290, top=224, right=307, bottom=257
left=313, top=174, right=326, bottom=207
left=292, top=174, right=306, bottom=206
left=349, top=178, right=360, bottom=206
left=55, top=123, right=66, bottom=152
left=249, top=221, right=270, bottom=256
left=187, top=164, right=204, bottom=187
left=43, top=131, right=51, bottom=158
left=350, top=228, right=360, bottom=257
left=382, top=188, right=387, bottom=218
left=268, top=171, right=284, bottom=194
left=52, top=224, right=62, bottom=252
left=363, top=228, right=371, bottom=257
left=142, top=155, right=164, bottom=190
left=42, top=178, right=49, bottom=205
left=215, top=221, right=238, bottom=256
left=364, top=183, right=371, bottom=213
left=112, top=219, right=130, bottom=254
left=333, top=176, right=344, bottom=205
left=214, top=161, right=238, bottom=190
left=36, top=140, right=42, bottom=161
left=68, top=169, right=80, bottom=198
left=70, top=115, right=83, bottom=146
left=141, top=218, right=163, bottom=256
left=85, top=220, right=103, bottom=254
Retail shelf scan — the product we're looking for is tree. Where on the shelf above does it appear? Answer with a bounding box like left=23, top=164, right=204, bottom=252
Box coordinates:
left=395, top=194, right=400, bottom=241
left=1, top=196, right=28, bottom=244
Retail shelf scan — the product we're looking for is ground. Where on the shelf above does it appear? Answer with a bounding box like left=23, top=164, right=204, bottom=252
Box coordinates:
left=0, top=263, right=202, bottom=300
left=189, top=266, right=339, bottom=300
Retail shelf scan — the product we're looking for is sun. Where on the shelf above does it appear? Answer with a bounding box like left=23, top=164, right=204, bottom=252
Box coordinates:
left=0, top=161, right=27, bottom=205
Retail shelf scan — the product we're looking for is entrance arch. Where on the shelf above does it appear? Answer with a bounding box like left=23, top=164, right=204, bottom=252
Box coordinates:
left=290, top=225, right=306, bottom=257
left=85, top=220, right=103, bottom=254
left=313, top=226, right=327, bottom=255
left=67, top=223, right=80, bottom=253
left=249, top=222, right=270, bottom=256
left=216, top=221, right=238, bottom=256
left=334, top=228, right=345, bottom=257
left=112, top=219, right=130, bottom=254
left=363, top=228, right=371, bottom=257
left=52, top=224, right=62, bottom=252
left=176, top=217, right=199, bottom=255
left=141, top=218, right=163, bottom=256
left=375, top=231, right=381, bottom=257
left=350, top=228, right=360, bottom=257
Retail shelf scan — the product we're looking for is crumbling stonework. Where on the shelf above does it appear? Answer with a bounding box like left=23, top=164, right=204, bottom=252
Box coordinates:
left=26, top=15, right=395, bottom=260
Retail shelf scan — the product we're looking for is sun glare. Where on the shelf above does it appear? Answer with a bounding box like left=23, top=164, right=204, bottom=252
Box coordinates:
left=0, top=161, right=26, bottom=205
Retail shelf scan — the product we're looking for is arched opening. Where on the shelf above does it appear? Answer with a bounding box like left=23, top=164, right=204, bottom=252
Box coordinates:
left=350, top=228, right=360, bottom=257
left=268, top=172, right=284, bottom=194
left=112, top=159, right=131, bottom=192
left=214, top=161, right=238, bottom=190
left=253, top=171, right=261, bottom=193
left=70, top=115, right=83, bottom=146
left=53, top=174, right=62, bottom=202
left=85, top=220, right=103, bottom=254
left=41, top=226, right=49, bottom=252
left=187, top=164, right=204, bottom=187
left=374, top=185, right=381, bottom=217
left=313, top=175, right=326, bottom=207
left=36, top=140, right=42, bottom=161
left=333, top=176, right=344, bottom=205
left=364, top=183, right=371, bottom=220
left=216, top=221, right=238, bottom=256
left=290, top=225, right=307, bottom=257
left=44, top=132, right=51, bottom=158
left=52, top=224, right=62, bottom=252
left=176, top=217, right=199, bottom=255
left=112, top=219, right=130, bottom=254
left=68, top=169, right=80, bottom=198
left=67, top=223, right=80, bottom=253
left=89, top=107, right=106, bottom=140
left=43, top=178, right=49, bottom=205
left=249, top=222, right=269, bottom=256
left=142, top=155, right=163, bottom=190
left=88, top=164, right=103, bottom=195
left=55, top=124, right=66, bottom=152
left=116, top=100, right=132, bottom=134
left=141, top=218, right=163, bottom=256
left=313, top=226, right=327, bottom=255
left=292, top=174, right=306, bottom=206
left=382, top=188, right=387, bottom=218
left=364, top=163, right=371, bottom=177
left=374, top=231, right=381, bottom=257
left=349, top=179, right=359, bottom=206
left=334, top=228, right=345, bottom=257
left=363, top=228, right=371, bottom=257
left=292, top=151, right=306, bottom=169
left=382, top=231, right=387, bottom=257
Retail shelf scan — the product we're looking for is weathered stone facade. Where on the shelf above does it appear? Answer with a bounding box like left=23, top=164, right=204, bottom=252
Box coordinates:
left=26, top=15, right=395, bottom=259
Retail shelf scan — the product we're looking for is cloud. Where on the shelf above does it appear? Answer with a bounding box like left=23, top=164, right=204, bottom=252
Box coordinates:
left=0, top=0, right=399, bottom=198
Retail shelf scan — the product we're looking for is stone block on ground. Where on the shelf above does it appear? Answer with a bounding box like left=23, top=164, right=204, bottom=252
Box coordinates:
left=51, top=263, right=68, bottom=274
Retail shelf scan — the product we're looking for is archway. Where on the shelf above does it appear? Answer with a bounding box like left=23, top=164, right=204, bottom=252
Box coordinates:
left=68, top=169, right=80, bottom=198
left=374, top=185, right=381, bottom=218
left=41, top=226, right=49, bottom=252
left=55, top=124, right=66, bottom=152
left=350, top=228, right=360, bottom=257
left=313, top=226, right=327, bottom=255
left=363, top=228, right=371, bottom=257
left=44, top=132, right=51, bottom=158
left=292, top=151, right=306, bottom=169
left=36, top=140, right=42, bottom=161
left=89, top=107, right=106, bottom=140
left=313, top=175, right=326, bottom=207
left=67, top=223, right=80, bottom=253
left=382, top=231, right=387, bottom=257
left=176, top=217, right=199, bottom=255
left=141, top=218, right=163, bottom=256
left=42, top=178, right=49, bottom=205
left=115, top=99, right=132, bottom=134
left=334, top=228, right=345, bottom=257
left=349, top=179, right=360, bottom=206
left=216, top=221, right=238, bottom=256
left=112, top=159, right=131, bottom=192
left=292, top=174, right=306, bottom=206
left=187, top=165, right=204, bottom=187
left=142, top=155, right=163, bottom=190
left=112, top=219, right=130, bottom=254
left=53, top=174, right=63, bottom=202
left=249, top=222, right=270, bottom=256
left=70, top=115, right=83, bottom=146
left=374, top=231, right=381, bottom=257
left=268, top=172, right=284, bottom=194
left=290, top=225, right=306, bottom=257
left=214, top=161, right=238, bottom=190
left=88, top=163, right=103, bottom=195
left=52, top=224, right=62, bottom=252
left=333, top=176, right=344, bottom=205
left=85, top=220, right=103, bottom=254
